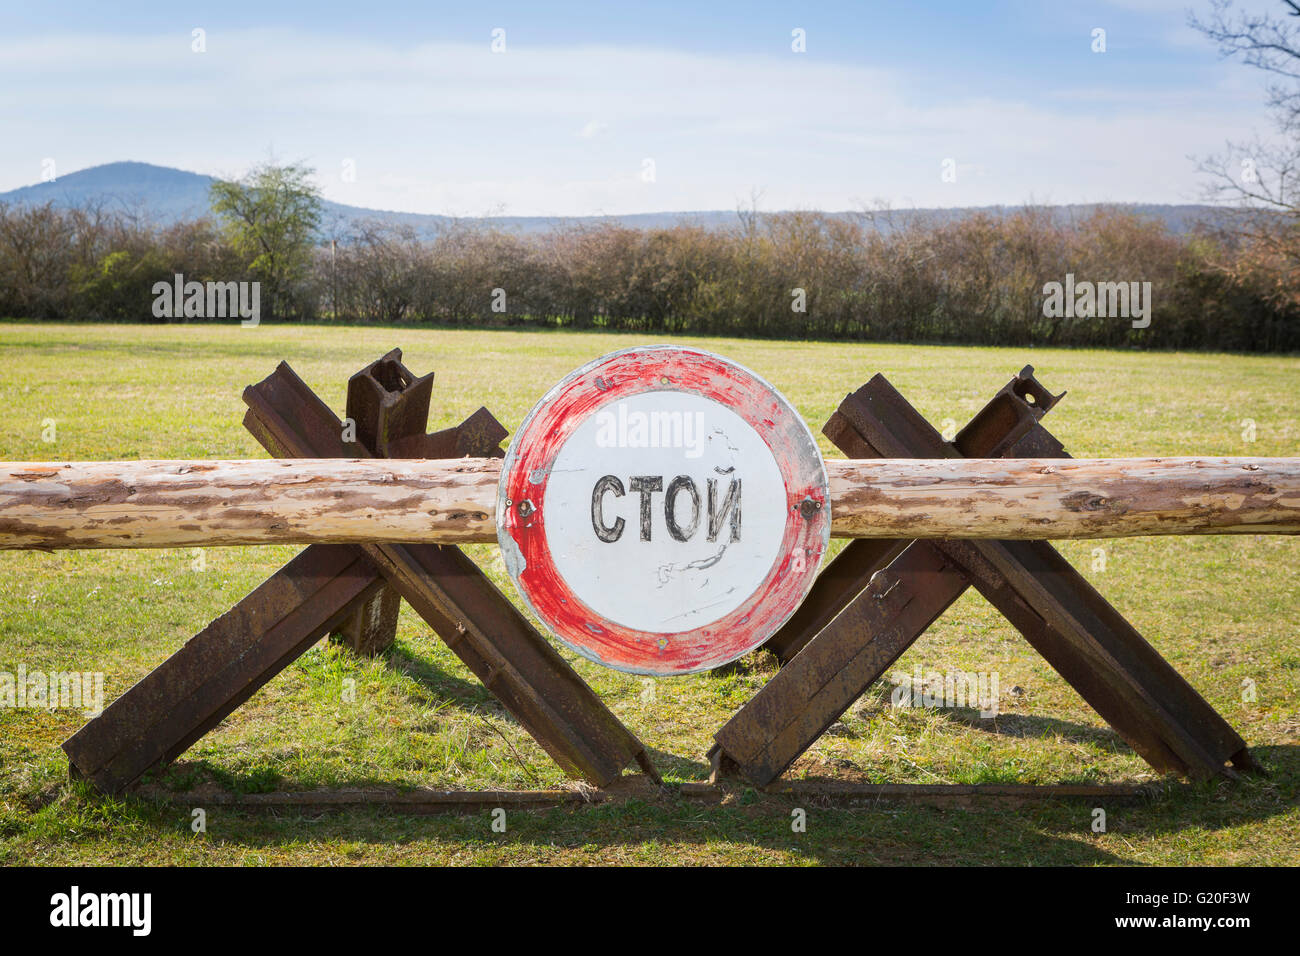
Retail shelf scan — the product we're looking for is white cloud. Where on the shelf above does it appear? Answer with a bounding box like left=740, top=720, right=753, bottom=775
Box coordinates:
left=0, top=28, right=1279, bottom=215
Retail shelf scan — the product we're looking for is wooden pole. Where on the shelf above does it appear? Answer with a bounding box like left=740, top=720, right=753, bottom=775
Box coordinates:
left=1, top=456, right=1296, bottom=550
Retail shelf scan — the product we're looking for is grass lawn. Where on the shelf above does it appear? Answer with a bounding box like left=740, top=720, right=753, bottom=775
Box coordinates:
left=0, top=321, right=1297, bottom=866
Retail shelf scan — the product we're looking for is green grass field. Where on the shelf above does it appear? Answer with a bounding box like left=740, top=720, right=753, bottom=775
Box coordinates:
left=1, top=321, right=1297, bottom=865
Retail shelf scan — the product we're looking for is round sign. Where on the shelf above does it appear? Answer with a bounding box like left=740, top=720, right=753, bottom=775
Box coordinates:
left=497, top=346, right=829, bottom=676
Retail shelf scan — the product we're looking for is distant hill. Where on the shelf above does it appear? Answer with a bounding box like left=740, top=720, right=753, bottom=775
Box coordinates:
left=0, top=160, right=1233, bottom=237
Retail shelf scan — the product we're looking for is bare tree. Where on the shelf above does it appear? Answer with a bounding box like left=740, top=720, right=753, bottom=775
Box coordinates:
left=1190, top=1, right=1300, bottom=217
left=1189, top=0, right=1300, bottom=303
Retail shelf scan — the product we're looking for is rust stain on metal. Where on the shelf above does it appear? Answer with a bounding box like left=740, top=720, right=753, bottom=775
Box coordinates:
left=62, top=350, right=656, bottom=793
left=727, top=367, right=1256, bottom=788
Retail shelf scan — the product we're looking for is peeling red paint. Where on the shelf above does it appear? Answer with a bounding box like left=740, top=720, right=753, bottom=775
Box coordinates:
left=498, top=346, right=829, bottom=676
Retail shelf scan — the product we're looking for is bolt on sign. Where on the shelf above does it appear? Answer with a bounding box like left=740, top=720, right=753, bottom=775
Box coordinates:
left=497, top=346, right=830, bottom=675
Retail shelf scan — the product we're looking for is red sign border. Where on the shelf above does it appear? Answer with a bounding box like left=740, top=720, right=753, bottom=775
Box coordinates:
left=497, top=346, right=829, bottom=676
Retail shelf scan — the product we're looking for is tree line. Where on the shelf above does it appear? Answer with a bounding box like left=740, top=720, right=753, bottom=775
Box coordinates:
left=0, top=182, right=1295, bottom=351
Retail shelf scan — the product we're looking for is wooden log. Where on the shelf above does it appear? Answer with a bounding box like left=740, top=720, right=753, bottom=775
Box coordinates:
left=826, top=456, right=1300, bottom=539
left=0, top=458, right=498, bottom=550
left=0, top=456, right=1297, bottom=550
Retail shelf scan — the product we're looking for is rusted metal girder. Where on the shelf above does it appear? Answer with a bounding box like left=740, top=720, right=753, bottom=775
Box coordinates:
left=335, top=351, right=432, bottom=654
left=242, top=359, right=659, bottom=787
left=63, top=350, right=513, bottom=793
left=65, top=351, right=656, bottom=792
left=763, top=367, right=1064, bottom=664
left=714, top=368, right=1255, bottom=786
left=330, top=350, right=509, bottom=654
left=144, top=779, right=1165, bottom=814
left=63, top=544, right=385, bottom=793
left=715, top=369, right=1063, bottom=784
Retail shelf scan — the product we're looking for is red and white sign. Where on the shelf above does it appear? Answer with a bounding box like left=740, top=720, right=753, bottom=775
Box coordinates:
left=497, top=346, right=829, bottom=675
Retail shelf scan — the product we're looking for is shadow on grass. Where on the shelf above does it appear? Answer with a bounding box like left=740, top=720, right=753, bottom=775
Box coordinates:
left=58, top=643, right=1290, bottom=865
left=77, top=744, right=1293, bottom=866
left=111, top=789, right=1138, bottom=865
left=940, top=707, right=1138, bottom=752
left=383, top=642, right=497, bottom=709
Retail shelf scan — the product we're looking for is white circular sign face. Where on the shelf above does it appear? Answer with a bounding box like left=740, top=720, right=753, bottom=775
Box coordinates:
left=542, top=390, right=787, bottom=633
left=498, top=346, right=830, bottom=676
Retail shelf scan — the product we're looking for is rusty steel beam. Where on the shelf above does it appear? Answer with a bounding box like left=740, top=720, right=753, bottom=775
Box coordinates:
left=715, top=370, right=1253, bottom=787
left=830, top=376, right=1254, bottom=779
left=62, top=544, right=384, bottom=793
left=243, top=360, right=659, bottom=787
left=341, top=349, right=508, bottom=462
left=63, top=351, right=441, bottom=791
left=681, top=780, right=1167, bottom=808
left=332, top=587, right=403, bottom=658
left=346, top=350, right=436, bottom=458
left=333, top=349, right=498, bottom=655
left=155, top=786, right=610, bottom=814
left=334, top=350, right=434, bottom=655
left=764, top=366, right=1062, bottom=663
left=390, top=406, right=508, bottom=460
left=145, top=779, right=1165, bottom=815
left=66, top=354, right=656, bottom=791
left=719, top=368, right=1068, bottom=784
left=62, top=350, right=509, bottom=792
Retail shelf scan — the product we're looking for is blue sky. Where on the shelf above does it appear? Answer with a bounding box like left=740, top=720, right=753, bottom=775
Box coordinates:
left=0, top=0, right=1287, bottom=215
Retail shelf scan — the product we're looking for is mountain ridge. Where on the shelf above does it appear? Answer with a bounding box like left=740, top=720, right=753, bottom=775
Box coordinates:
left=0, top=161, right=1229, bottom=236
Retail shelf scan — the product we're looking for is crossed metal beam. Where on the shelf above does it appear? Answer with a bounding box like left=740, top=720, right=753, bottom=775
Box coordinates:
left=711, top=367, right=1258, bottom=787
left=64, top=350, right=659, bottom=792
left=63, top=356, right=1254, bottom=797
